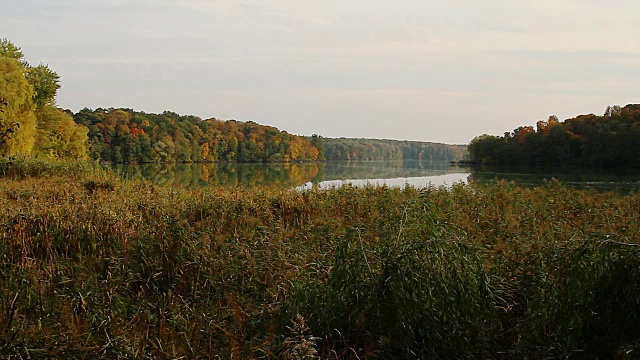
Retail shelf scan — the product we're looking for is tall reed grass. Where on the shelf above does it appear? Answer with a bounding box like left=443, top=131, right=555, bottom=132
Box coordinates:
left=1, top=158, right=639, bottom=358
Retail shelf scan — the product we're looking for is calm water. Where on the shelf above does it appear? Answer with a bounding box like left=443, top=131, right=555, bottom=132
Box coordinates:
left=469, top=165, right=640, bottom=192
left=113, top=161, right=640, bottom=192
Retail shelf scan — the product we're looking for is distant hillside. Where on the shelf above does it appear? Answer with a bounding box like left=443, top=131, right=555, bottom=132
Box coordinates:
left=74, top=108, right=323, bottom=163
left=323, top=138, right=468, bottom=161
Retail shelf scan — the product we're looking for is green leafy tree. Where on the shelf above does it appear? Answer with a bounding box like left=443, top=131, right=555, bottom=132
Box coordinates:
left=26, top=64, right=61, bottom=108
left=309, top=134, right=325, bottom=161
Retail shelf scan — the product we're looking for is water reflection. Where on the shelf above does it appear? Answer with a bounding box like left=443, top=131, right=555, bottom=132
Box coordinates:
left=113, top=160, right=469, bottom=188
left=112, top=162, right=640, bottom=192
left=114, top=162, right=321, bottom=188
left=320, top=160, right=464, bottom=181
left=468, top=165, right=640, bottom=193
left=300, top=160, right=470, bottom=189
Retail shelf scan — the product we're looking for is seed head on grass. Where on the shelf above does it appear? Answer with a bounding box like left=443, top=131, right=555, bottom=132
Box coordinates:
left=283, top=314, right=319, bottom=360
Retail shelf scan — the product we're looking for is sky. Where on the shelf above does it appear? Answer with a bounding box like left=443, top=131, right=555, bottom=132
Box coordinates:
left=2, top=0, right=639, bottom=144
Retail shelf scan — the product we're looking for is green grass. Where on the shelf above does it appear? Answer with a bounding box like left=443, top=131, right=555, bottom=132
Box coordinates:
left=1, top=158, right=639, bottom=359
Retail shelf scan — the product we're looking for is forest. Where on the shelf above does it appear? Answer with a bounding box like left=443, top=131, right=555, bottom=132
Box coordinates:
left=468, top=104, right=640, bottom=166
left=323, top=137, right=467, bottom=161
left=74, top=108, right=324, bottom=163
left=2, top=37, right=468, bottom=165
left=0, top=38, right=323, bottom=164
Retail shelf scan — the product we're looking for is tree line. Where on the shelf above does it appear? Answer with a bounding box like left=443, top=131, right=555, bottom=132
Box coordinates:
left=74, top=108, right=325, bottom=163
left=468, top=104, right=640, bottom=167
left=1, top=37, right=473, bottom=165
left=323, top=138, right=467, bottom=161
left=0, top=38, right=324, bottom=164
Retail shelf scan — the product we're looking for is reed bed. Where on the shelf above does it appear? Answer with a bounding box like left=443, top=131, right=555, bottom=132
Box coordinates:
left=1, top=159, right=639, bottom=359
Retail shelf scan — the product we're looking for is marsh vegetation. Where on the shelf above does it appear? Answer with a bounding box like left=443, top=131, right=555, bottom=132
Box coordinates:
left=1, top=158, right=639, bottom=359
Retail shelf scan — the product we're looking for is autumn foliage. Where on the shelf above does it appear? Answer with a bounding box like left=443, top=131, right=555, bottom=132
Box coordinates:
left=469, top=104, right=640, bottom=167
left=74, top=108, right=324, bottom=163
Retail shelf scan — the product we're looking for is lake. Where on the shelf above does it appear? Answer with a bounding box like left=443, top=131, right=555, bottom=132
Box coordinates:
left=113, top=161, right=640, bottom=192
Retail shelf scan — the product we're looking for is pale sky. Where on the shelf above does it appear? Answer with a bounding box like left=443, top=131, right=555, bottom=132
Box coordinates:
left=2, top=0, right=639, bottom=144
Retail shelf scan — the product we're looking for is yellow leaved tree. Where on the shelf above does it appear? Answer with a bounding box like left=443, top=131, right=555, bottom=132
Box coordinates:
left=1, top=38, right=88, bottom=159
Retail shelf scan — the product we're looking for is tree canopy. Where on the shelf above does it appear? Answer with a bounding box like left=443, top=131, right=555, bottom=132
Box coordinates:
left=323, top=138, right=467, bottom=162
left=0, top=38, right=88, bottom=159
left=468, top=104, right=640, bottom=167
left=74, top=108, right=323, bottom=163
left=0, top=39, right=324, bottom=164
left=0, top=56, right=37, bottom=156
left=0, top=38, right=26, bottom=64
left=27, top=64, right=61, bottom=108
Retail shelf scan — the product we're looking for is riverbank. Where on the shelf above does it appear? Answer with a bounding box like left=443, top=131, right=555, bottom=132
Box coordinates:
left=1, top=158, right=639, bottom=358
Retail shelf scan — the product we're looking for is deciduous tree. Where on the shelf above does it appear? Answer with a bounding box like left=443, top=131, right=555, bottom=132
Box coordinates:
left=0, top=56, right=37, bottom=156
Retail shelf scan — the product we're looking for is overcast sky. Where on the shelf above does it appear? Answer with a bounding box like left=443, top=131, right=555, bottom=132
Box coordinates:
left=2, top=0, right=639, bottom=144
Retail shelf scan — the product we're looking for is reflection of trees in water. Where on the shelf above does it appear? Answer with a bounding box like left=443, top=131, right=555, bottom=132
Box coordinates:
left=112, top=161, right=471, bottom=188
left=116, top=161, right=640, bottom=191
left=320, top=160, right=468, bottom=181
left=114, top=162, right=320, bottom=188
left=468, top=165, right=640, bottom=192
